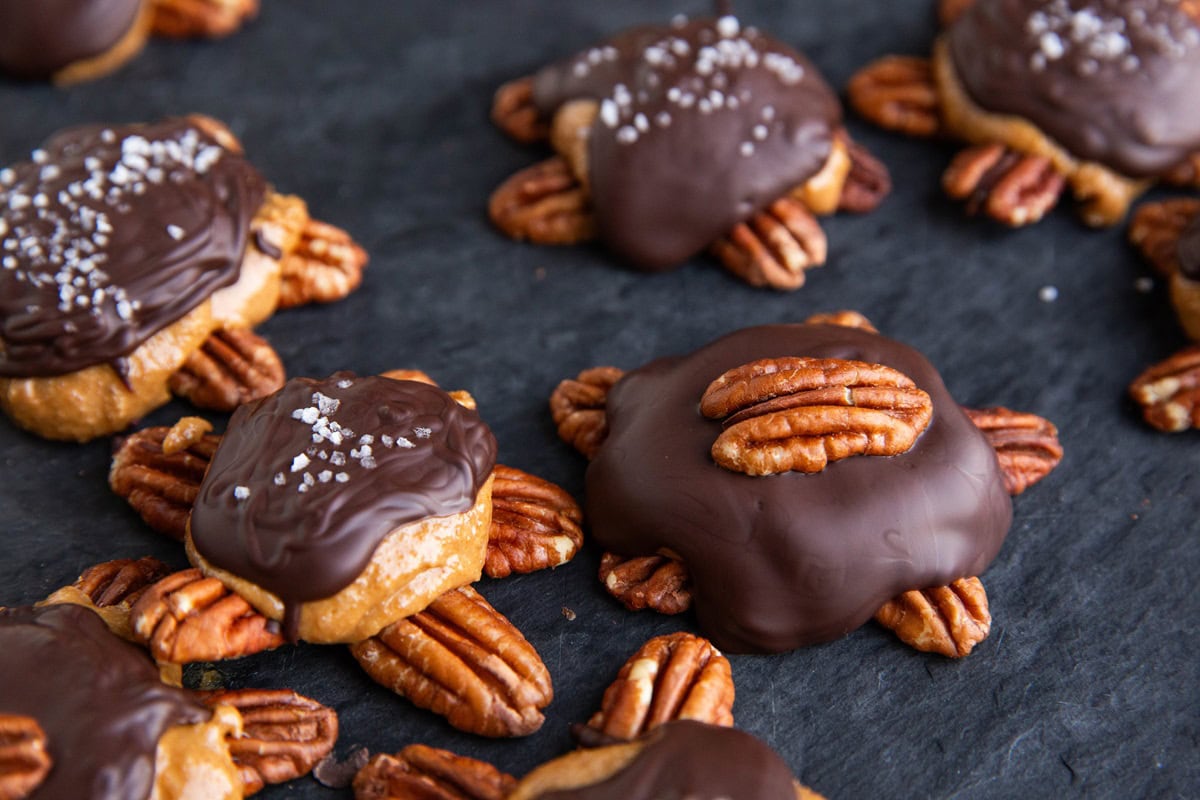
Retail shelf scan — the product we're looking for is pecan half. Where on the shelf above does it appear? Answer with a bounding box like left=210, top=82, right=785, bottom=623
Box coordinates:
left=583, top=632, right=733, bottom=744
left=277, top=218, right=368, bottom=309
left=350, top=586, right=553, bottom=737
left=1129, top=198, right=1200, bottom=278
left=68, top=557, right=174, bottom=609
left=875, top=577, right=991, bottom=658
left=942, top=143, right=1065, bottom=227
left=710, top=197, right=827, bottom=291
left=169, top=328, right=285, bottom=411
left=838, top=138, right=892, bottom=213
left=486, top=465, right=583, bottom=579
left=196, top=688, right=337, bottom=796
left=938, top=0, right=976, bottom=26
left=847, top=56, right=941, bottom=138
left=379, top=369, right=438, bottom=386
left=803, top=310, right=879, bottom=333
left=353, top=745, right=516, bottom=800
left=109, top=423, right=221, bottom=541
left=0, top=714, right=51, bottom=800
left=489, top=157, right=596, bottom=245
left=599, top=552, right=692, bottom=615
left=1130, top=345, right=1200, bottom=432
left=150, top=0, right=258, bottom=38
left=701, top=357, right=933, bottom=476
left=963, top=407, right=1063, bottom=495
left=549, top=366, right=625, bottom=459
left=131, top=569, right=285, bottom=664
left=491, top=76, right=551, bottom=145
left=1163, top=153, right=1200, bottom=188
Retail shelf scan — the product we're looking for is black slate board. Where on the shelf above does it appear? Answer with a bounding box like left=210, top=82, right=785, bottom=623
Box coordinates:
left=2, top=1, right=1198, bottom=798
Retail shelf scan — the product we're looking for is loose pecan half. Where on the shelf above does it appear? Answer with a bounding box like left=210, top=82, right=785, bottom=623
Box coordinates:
left=150, top=0, right=258, bottom=38
left=942, top=143, right=1065, bottom=227
left=846, top=56, right=941, bottom=138
left=803, top=310, right=879, bottom=333
left=353, top=745, right=516, bottom=800
left=131, top=569, right=285, bottom=664
left=582, top=632, right=733, bottom=744
left=549, top=366, right=625, bottom=459
left=0, top=714, right=51, bottom=800
left=350, top=586, right=553, bottom=737
left=599, top=552, right=692, bottom=615
left=491, top=76, right=551, bottom=145
left=938, top=0, right=976, bottom=26
left=1130, top=345, right=1200, bottom=432
left=963, top=407, right=1063, bottom=495
left=489, top=157, right=596, bottom=245
left=277, top=218, right=369, bottom=309
left=1163, top=153, right=1200, bottom=188
left=196, top=688, right=337, bottom=796
left=486, top=465, right=583, bottom=578
left=710, top=197, right=827, bottom=291
left=701, top=357, right=933, bottom=476
left=169, top=328, right=285, bottom=411
left=1129, top=198, right=1200, bottom=278
left=838, top=138, right=892, bottom=214
left=875, top=577, right=991, bottom=658
left=109, top=422, right=221, bottom=541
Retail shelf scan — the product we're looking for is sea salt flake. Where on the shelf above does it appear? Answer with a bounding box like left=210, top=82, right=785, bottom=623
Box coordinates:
left=291, top=453, right=310, bottom=472
left=335, top=472, right=350, bottom=483
left=233, top=486, right=250, bottom=500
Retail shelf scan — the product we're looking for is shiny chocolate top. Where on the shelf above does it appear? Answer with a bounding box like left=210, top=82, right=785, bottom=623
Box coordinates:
left=0, top=604, right=208, bottom=800
left=190, top=373, right=497, bottom=625
left=947, top=0, right=1200, bottom=178
left=536, top=721, right=797, bottom=800
left=0, top=119, right=266, bottom=377
left=586, top=324, right=1012, bottom=653
left=1179, top=213, right=1200, bottom=280
left=0, top=0, right=142, bottom=79
left=532, top=15, right=840, bottom=269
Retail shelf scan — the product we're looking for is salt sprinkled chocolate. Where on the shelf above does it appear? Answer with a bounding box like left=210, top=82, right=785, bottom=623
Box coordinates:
left=0, top=0, right=143, bottom=80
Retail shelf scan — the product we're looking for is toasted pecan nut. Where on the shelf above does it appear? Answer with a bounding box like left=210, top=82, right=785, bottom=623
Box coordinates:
left=803, top=310, right=879, bottom=333
left=963, top=406, right=1062, bottom=495
left=109, top=424, right=222, bottom=541
left=131, top=568, right=285, bottom=664
left=875, top=577, right=991, bottom=658
left=549, top=366, right=625, bottom=459
left=847, top=56, right=941, bottom=138
left=351, top=585, right=553, bottom=738
left=942, top=143, right=1065, bottom=227
left=0, top=714, right=51, bottom=800
left=277, top=218, right=369, bottom=309
left=583, top=632, right=733, bottom=744
left=491, top=76, right=551, bottom=145
left=169, top=328, right=285, bottom=411
left=938, top=0, right=976, bottom=27
left=700, top=357, right=933, bottom=476
left=1129, top=344, right=1200, bottom=432
left=150, top=0, right=258, bottom=38
left=599, top=552, right=692, bottom=616
left=489, top=157, right=597, bottom=245
left=66, top=557, right=173, bottom=609
left=353, top=745, right=516, bottom=800
left=196, top=688, right=337, bottom=796
left=710, top=197, right=827, bottom=291
left=1129, top=198, right=1200, bottom=278
left=486, top=465, right=583, bottom=579
left=838, top=138, right=892, bottom=213
left=1163, top=153, right=1200, bottom=188
left=379, top=369, right=438, bottom=386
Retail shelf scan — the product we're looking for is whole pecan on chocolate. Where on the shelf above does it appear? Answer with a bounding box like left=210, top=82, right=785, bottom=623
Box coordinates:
left=1128, top=198, right=1200, bottom=278
left=486, top=465, right=583, bottom=579
left=942, top=143, right=1065, bottom=227
left=549, top=366, right=625, bottom=459
left=1129, top=344, right=1200, bottom=432
left=488, top=156, right=596, bottom=245
left=196, top=688, right=337, bottom=796
left=598, top=552, right=692, bottom=616
left=875, top=577, right=991, bottom=658
left=350, top=585, right=553, bottom=738
left=700, top=357, right=933, bottom=476
left=709, top=197, right=828, bottom=290
left=169, top=328, right=285, bottom=411
left=277, top=218, right=369, bottom=309
left=353, top=745, right=516, bottom=800
left=0, top=714, right=52, bottom=800
left=491, top=76, right=551, bottom=145
left=963, top=407, right=1063, bottom=495
left=846, top=56, right=942, bottom=138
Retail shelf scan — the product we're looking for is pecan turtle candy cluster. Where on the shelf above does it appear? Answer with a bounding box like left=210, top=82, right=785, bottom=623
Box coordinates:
left=848, top=0, right=1200, bottom=227
left=489, top=12, right=891, bottom=290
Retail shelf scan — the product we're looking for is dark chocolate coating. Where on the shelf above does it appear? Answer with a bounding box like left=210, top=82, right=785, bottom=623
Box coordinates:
left=191, top=373, right=497, bottom=618
left=0, top=119, right=266, bottom=377
left=535, top=721, right=797, bottom=800
left=0, top=604, right=208, bottom=800
left=947, top=0, right=1200, bottom=178
left=532, top=16, right=840, bottom=269
left=1179, top=213, right=1200, bottom=281
left=0, top=0, right=142, bottom=79
left=585, top=324, right=1012, bottom=654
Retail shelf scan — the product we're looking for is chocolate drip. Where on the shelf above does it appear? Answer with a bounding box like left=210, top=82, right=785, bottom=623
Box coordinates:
left=0, top=604, right=208, bottom=800
left=585, top=324, right=1012, bottom=654
left=0, top=0, right=142, bottom=79
left=190, top=373, right=497, bottom=628
left=948, top=0, right=1200, bottom=178
left=531, top=16, right=839, bottom=269
left=1179, top=214, right=1200, bottom=281
left=0, top=119, right=267, bottom=378
left=536, top=721, right=797, bottom=800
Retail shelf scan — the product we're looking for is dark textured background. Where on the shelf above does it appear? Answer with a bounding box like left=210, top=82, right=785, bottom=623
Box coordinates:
left=2, top=1, right=1198, bottom=797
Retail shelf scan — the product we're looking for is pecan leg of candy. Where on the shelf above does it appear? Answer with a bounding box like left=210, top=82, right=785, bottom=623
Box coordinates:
left=488, top=12, right=891, bottom=291
left=0, top=116, right=367, bottom=442
left=149, top=0, right=258, bottom=39
left=847, top=0, right=1200, bottom=227
left=353, top=744, right=517, bottom=800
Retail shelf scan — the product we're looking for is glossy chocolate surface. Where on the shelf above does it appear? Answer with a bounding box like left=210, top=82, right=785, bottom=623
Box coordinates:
left=532, top=16, right=839, bottom=269
left=0, top=0, right=142, bottom=79
left=948, top=0, right=1200, bottom=178
left=0, top=604, right=208, bottom=800
left=0, top=119, right=266, bottom=377
left=190, top=373, right=497, bottom=617
left=586, top=324, right=1012, bottom=653
left=1179, top=213, right=1200, bottom=281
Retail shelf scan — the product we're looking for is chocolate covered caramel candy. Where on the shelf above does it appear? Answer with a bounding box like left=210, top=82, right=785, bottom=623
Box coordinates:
left=0, top=0, right=145, bottom=80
